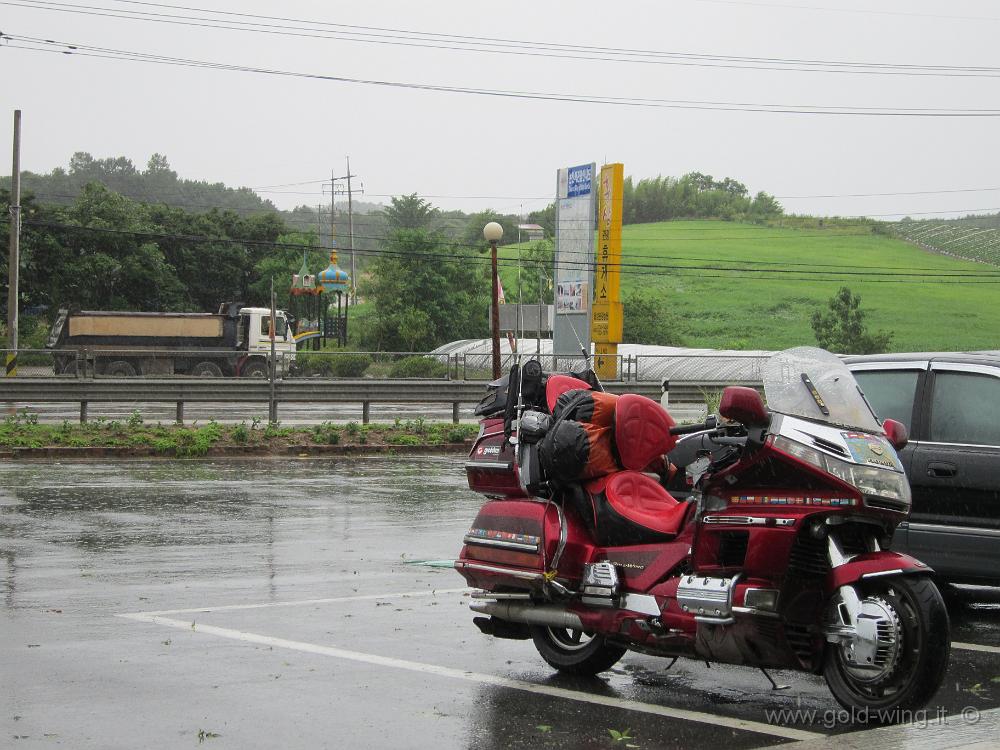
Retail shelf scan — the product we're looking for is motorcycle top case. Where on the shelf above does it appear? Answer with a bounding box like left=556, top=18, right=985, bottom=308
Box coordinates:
left=466, top=418, right=528, bottom=499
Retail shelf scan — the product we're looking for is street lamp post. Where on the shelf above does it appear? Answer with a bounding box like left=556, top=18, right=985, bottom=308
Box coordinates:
left=483, top=221, right=504, bottom=380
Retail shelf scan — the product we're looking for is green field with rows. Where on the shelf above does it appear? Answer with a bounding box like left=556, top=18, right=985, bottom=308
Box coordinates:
left=500, top=220, right=1000, bottom=352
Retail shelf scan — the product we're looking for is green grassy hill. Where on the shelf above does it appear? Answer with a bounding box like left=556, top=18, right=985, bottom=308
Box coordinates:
left=500, top=220, right=1000, bottom=352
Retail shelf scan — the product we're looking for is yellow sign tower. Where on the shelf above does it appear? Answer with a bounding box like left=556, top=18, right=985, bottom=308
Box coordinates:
left=591, top=163, right=624, bottom=380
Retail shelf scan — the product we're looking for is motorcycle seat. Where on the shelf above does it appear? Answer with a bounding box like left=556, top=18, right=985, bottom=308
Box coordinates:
left=582, top=470, right=691, bottom=546
left=615, top=393, right=677, bottom=470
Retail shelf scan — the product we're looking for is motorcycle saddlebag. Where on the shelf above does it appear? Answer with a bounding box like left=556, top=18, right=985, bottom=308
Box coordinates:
left=456, top=499, right=566, bottom=591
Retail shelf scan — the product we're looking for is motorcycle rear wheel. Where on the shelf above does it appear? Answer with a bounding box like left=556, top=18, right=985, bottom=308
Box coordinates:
left=823, top=575, right=950, bottom=719
left=530, top=625, right=627, bottom=676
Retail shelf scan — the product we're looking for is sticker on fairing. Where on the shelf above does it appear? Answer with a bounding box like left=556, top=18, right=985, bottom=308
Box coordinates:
left=841, top=432, right=903, bottom=471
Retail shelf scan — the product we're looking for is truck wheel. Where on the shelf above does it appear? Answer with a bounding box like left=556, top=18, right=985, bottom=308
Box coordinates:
left=190, top=361, right=223, bottom=377
left=58, top=359, right=79, bottom=376
left=104, top=360, right=137, bottom=377
left=242, top=361, right=269, bottom=378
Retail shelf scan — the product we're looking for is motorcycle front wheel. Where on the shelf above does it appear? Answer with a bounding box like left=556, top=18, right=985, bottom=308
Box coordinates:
left=824, top=575, right=950, bottom=718
left=530, top=625, right=627, bottom=676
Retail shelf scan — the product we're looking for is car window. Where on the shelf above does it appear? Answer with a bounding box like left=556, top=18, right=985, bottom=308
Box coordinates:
left=929, top=371, right=1000, bottom=446
left=853, top=370, right=919, bottom=431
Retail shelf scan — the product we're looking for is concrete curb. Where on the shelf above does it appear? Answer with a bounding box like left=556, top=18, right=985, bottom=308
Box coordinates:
left=0, top=441, right=474, bottom=461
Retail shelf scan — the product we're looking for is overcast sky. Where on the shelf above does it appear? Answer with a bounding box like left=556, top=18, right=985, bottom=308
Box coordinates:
left=2, top=0, right=998, bottom=219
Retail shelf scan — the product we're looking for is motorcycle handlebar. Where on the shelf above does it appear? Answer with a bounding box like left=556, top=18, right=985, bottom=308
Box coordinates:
left=710, top=436, right=747, bottom=446
left=670, top=422, right=716, bottom=436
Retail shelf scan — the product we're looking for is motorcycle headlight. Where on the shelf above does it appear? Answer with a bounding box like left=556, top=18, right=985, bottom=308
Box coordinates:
left=773, top=436, right=911, bottom=511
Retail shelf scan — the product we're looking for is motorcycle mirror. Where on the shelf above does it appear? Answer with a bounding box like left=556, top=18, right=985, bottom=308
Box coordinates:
left=718, top=386, right=768, bottom=426
left=882, top=418, right=908, bottom=450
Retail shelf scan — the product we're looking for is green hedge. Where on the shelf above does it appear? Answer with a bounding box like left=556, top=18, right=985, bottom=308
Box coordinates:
left=297, top=352, right=373, bottom=377
left=388, top=356, right=448, bottom=379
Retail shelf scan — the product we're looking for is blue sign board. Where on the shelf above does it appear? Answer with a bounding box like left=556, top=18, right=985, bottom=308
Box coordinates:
left=566, top=164, right=593, bottom=198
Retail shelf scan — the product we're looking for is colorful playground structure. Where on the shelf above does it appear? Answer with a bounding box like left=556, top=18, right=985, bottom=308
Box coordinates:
left=289, top=249, right=351, bottom=349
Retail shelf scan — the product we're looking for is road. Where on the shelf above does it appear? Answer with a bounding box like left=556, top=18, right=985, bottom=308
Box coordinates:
left=1, top=457, right=997, bottom=749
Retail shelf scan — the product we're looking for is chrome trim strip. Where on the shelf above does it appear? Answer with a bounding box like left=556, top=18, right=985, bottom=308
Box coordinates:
left=861, top=569, right=904, bottom=579
left=847, top=361, right=929, bottom=372
left=695, top=615, right=735, bottom=625
left=623, top=593, right=661, bottom=616
left=703, top=515, right=767, bottom=525
left=918, top=441, right=1000, bottom=450
left=462, top=535, right=539, bottom=553
left=908, top=521, right=1000, bottom=538
left=929, top=362, right=1000, bottom=377
left=464, top=461, right=514, bottom=471
left=731, top=606, right=780, bottom=619
left=454, top=561, right=545, bottom=581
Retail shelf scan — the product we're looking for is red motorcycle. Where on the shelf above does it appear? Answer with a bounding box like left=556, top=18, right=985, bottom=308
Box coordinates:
left=456, top=347, right=950, bottom=716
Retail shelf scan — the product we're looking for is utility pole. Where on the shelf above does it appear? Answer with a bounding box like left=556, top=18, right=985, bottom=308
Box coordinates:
left=6, top=110, right=21, bottom=378
left=345, top=157, right=358, bottom=304
left=330, top=169, right=336, bottom=249
left=268, top=276, right=277, bottom=424
left=324, top=161, right=363, bottom=303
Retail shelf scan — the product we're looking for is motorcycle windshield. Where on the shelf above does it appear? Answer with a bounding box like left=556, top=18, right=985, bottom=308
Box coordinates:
left=762, top=346, right=882, bottom=433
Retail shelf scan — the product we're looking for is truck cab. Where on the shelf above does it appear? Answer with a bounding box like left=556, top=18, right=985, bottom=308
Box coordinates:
left=236, top=307, right=297, bottom=376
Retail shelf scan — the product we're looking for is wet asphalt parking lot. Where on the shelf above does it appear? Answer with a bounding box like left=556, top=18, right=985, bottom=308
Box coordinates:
left=2, top=456, right=999, bottom=749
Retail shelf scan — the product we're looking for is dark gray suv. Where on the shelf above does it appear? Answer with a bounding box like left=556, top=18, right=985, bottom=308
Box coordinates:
left=845, top=352, right=1000, bottom=586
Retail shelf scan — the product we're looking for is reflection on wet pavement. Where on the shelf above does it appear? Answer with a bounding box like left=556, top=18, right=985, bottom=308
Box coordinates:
left=1, top=458, right=998, bottom=749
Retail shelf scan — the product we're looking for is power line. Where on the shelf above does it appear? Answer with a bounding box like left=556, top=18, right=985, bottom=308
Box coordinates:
left=776, top=186, right=1000, bottom=199
left=249, top=179, right=327, bottom=189
left=18, top=220, right=1000, bottom=281
left=856, top=207, right=1000, bottom=218
left=6, top=0, right=1000, bottom=78
left=19, top=190, right=1000, bottom=266
left=4, top=34, right=1000, bottom=117
left=691, top=0, right=1000, bottom=23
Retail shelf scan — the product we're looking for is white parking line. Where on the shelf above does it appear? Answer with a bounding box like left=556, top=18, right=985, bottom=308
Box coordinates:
left=117, top=587, right=471, bottom=617
left=116, top=610, right=821, bottom=743
left=778, top=707, right=1000, bottom=750
left=115, top=590, right=1000, bottom=744
left=953, top=641, right=1000, bottom=655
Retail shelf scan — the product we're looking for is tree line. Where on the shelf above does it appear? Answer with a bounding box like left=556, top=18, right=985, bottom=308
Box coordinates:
left=1, top=155, right=784, bottom=353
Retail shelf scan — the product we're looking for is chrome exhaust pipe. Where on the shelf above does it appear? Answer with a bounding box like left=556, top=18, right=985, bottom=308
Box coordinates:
left=470, top=601, right=583, bottom=630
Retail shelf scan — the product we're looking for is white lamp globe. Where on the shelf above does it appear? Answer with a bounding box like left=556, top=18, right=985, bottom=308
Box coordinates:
left=483, top=222, right=504, bottom=242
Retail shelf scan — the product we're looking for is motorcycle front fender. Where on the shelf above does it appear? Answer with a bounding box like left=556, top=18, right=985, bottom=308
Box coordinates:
left=825, top=551, right=932, bottom=592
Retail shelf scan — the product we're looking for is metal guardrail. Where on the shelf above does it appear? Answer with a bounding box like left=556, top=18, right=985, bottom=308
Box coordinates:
left=0, top=377, right=739, bottom=425
left=2, top=347, right=770, bottom=385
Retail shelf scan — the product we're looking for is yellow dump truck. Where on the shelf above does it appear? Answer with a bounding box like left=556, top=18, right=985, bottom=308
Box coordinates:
left=45, top=302, right=297, bottom=377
